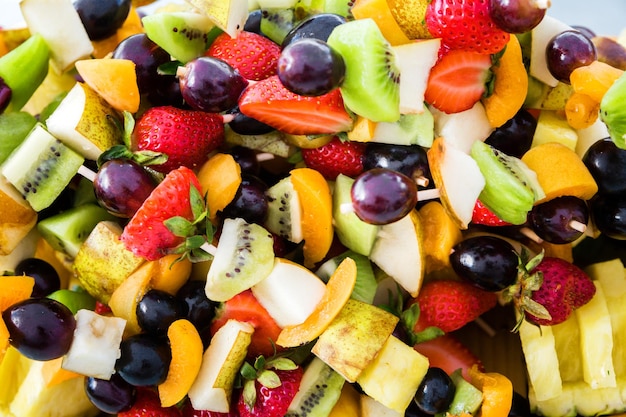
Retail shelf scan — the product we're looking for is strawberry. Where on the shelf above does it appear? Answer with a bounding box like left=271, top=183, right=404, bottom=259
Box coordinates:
left=133, top=106, right=225, bottom=173
left=424, top=49, right=493, bottom=114
left=471, top=199, right=511, bottom=226
left=412, top=279, right=498, bottom=333
left=181, top=400, right=238, bottom=417
left=210, top=290, right=284, bottom=358
left=238, top=75, right=354, bottom=135
left=237, top=356, right=303, bottom=417
left=120, top=166, right=204, bottom=261
left=413, top=333, right=483, bottom=381
left=301, top=136, right=366, bottom=180
left=526, top=256, right=596, bottom=326
left=207, top=31, right=281, bottom=81
left=118, top=387, right=181, bottom=417
left=425, top=0, right=510, bottom=54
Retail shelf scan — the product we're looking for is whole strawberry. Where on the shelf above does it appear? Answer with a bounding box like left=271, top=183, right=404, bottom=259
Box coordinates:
left=118, top=387, right=181, bottom=417
left=526, top=256, right=596, bottom=326
left=425, top=0, right=510, bottom=54
left=120, top=166, right=204, bottom=261
left=207, top=31, right=281, bottom=81
left=301, top=136, right=365, bottom=180
left=413, top=279, right=498, bottom=333
left=237, top=356, right=303, bottom=417
left=181, top=400, right=237, bottom=417
left=133, top=106, right=225, bottom=173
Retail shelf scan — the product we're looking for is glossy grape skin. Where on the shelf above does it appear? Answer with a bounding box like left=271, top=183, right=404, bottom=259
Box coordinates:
left=14, top=257, right=60, bottom=298
left=112, top=34, right=172, bottom=95
left=2, top=298, right=76, bottom=361
left=362, top=143, right=431, bottom=185
left=484, top=109, right=537, bottom=159
left=571, top=25, right=596, bottom=40
left=546, top=30, right=597, bottom=84
left=450, top=235, right=519, bottom=291
left=176, top=280, right=218, bottom=330
left=226, top=145, right=262, bottom=176
left=73, top=0, right=131, bottom=40
left=277, top=38, right=345, bottom=96
left=115, top=333, right=171, bottom=387
left=281, top=13, right=346, bottom=48
left=94, top=159, right=157, bottom=218
left=350, top=168, right=418, bottom=225
left=489, top=0, right=546, bottom=33
left=136, top=289, right=188, bottom=335
left=85, top=373, right=136, bottom=414
left=221, top=174, right=269, bottom=224
left=244, top=9, right=263, bottom=34
left=226, top=107, right=275, bottom=136
left=178, top=57, right=249, bottom=113
left=528, top=196, right=589, bottom=244
left=413, top=367, right=456, bottom=415
left=0, top=77, right=11, bottom=114
left=582, top=138, right=626, bottom=195
left=589, top=194, right=626, bottom=240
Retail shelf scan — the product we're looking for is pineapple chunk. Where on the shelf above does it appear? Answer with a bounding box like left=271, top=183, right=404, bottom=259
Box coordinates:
left=552, top=315, right=583, bottom=383
left=531, top=110, right=578, bottom=150
left=575, top=282, right=616, bottom=389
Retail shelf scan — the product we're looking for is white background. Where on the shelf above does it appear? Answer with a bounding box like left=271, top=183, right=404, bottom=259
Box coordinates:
left=0, top=0, right=625, bottom=37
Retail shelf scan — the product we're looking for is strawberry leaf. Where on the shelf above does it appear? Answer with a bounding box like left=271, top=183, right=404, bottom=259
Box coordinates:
left=164, top=216, right=194, bottom=237
left=257, top=370, right=281, bottom=389
left=243, top=379, right=257, bottom=411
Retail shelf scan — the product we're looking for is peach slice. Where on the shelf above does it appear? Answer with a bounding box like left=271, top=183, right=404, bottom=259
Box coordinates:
left=74, top=58, right=140, bottom=113
left=468, top=365, right=513, bottom=417
left=351, top=0, right=411, bottom=46
left=158, top=319, right=204, bottom=407
left=149, top=254, right=192, bottom=295
left=418, top=200, right=463, bottom=275
left=276, top=257, right=356, bottom=348
left=197, top=153, right=242, bottom=224
left=0, top=275, right=35, bottom=312
left=290, top=167, right=334, bottom=268
left=108, top=261, right=154, bottom=336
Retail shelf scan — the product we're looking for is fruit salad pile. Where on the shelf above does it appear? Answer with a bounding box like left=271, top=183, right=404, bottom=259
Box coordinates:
left=1, top=0, right=626, bottom=416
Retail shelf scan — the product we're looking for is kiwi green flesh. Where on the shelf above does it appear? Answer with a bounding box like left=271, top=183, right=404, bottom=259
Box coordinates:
left=260, top=8, right=296, bottom=45
left=142, top=12, right=212, bottom=63
left=600, top=71, right=626, bottom=149
left=0, top=112, right=37, bottom=165
left=332, top=174, right=379, bottom=256
left=470, top=140, right=537, bottom=225
left=326, top=18, right=400, bottom=123
left=205, top=217, right=275, bottom=302
left=285, top=357, right=346, bottom=417
left=437, top=369, right=483, bottom=417
left=265, top=176, right=303, bottom=243
left=315, top=249, right=377, bottom=304
left=37, top=204, right=117, bottom=258
left=1, top=124, right=84, bottom=212
left=373, top=111, right=434, bottom=148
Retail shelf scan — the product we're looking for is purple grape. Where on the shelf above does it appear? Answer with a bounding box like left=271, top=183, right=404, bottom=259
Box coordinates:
left=582, top=138, right=626, bottom=195
left=281, top=13, right=346, bottom=48
left=73, top=0, right=131, bottom=40
left=528, top=195, right=589, bottom=244
left=277, top=38, right=345, bottom=96
left=484, top=109, right=537, bottom=158
left=546, top=30, right=597, bottom=84
left=0, top=77, right=11, bottom=114
left=226, top=145, right=262, bottom=176
left=489, top=0, right=546, bottom=33
left=2, top=298, right=76, bottom=361
left=94, top=159, right=157, bottom=218
left=136, top=289, right=188, bottom=335
left=350, top=168, right=417, bottom=225
left=589, top=193, right=626, bottom=240
left=85, top=374, right=136, bottom=414
left=14, top=257, right=60, bottom=298
left=221, top=174, right=269, bottom=224
left=226, top=107, right=275, bottom=136
left=363, top=143, right=431, bottom=186
left=176, top=280, right=218, bottom=330
left=115, top=333, right=171, bottom=387
left=178, top=57, right=249, bottom=113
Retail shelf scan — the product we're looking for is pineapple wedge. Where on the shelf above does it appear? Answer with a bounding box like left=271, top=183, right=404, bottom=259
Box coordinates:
left=551, top=314, right=583, bottom=383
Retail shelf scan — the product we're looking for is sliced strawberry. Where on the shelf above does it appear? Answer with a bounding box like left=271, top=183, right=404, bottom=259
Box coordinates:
left=424, top=49, right=493, bottom=114
left=120, top=166, right=202, bottom=261
left=413, top=333, right=483, bottom=381
left=207, top=31, right=281, bottom=81
left=238, top=75, right=354, bottom=135
left=301, top=136, right=365, bottom=180
left=119, top=387, right=181, bottom=417
left=472, top=199, right=512, bottom=226
left=210, top=290, right=284, bottom=358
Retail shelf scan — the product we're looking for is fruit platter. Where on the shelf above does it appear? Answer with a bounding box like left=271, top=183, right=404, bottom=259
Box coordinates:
left=1, top=0, right=626, bottom=416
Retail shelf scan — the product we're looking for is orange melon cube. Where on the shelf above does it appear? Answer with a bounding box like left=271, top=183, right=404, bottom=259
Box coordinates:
left=75, top=58, right=140, bottom=113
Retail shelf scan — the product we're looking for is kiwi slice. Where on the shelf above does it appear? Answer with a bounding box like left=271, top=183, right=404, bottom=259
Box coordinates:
left=37, top=204, right=117, bottom=258
left=1, top=124, right=84, bottom=212
left=0, top=111, right=37, bottom=164
left=470, top=140, right=544, bottom=225
left=265, top=176, right=304, bottom=243
left=205, top=217, right=275, bottom=302
left=326, top=18, right=400, bottom=123
left=285, top=357, right=346, bottom=417
left=600, top=71, right=626, bottom=149
left=439, top=369, right=484, bottom=417
left=142, top=12, right=214, bottom=63
left=260, top=7, right=296, bottom=45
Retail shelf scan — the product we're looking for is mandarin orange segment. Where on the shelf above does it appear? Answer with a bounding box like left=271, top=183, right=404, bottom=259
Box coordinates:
left=197, top=153, right=242, bottom=223
left=74, top=58, right=140, bottom=113
left=570, top=60, right=624, bottom=103
left=565, top=92, right=600, bottom=130
left=158, top=319, right=204, bottom=407
left=418, top=201, right=463, bottom=275
left=276, top=257, right=357, bottom=347
left=0, top=275, right=35, bottom=312
left=521, top=142, right=598, bottom=203
left=149, top=254, right=192, bottom=295
left=290, top=167, right=334, bottom=268
left=482, top=35, right=528, bottom=128
left=468, top=365, right=513, bottom=417
left=351, top=0, right=411, bottom=46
